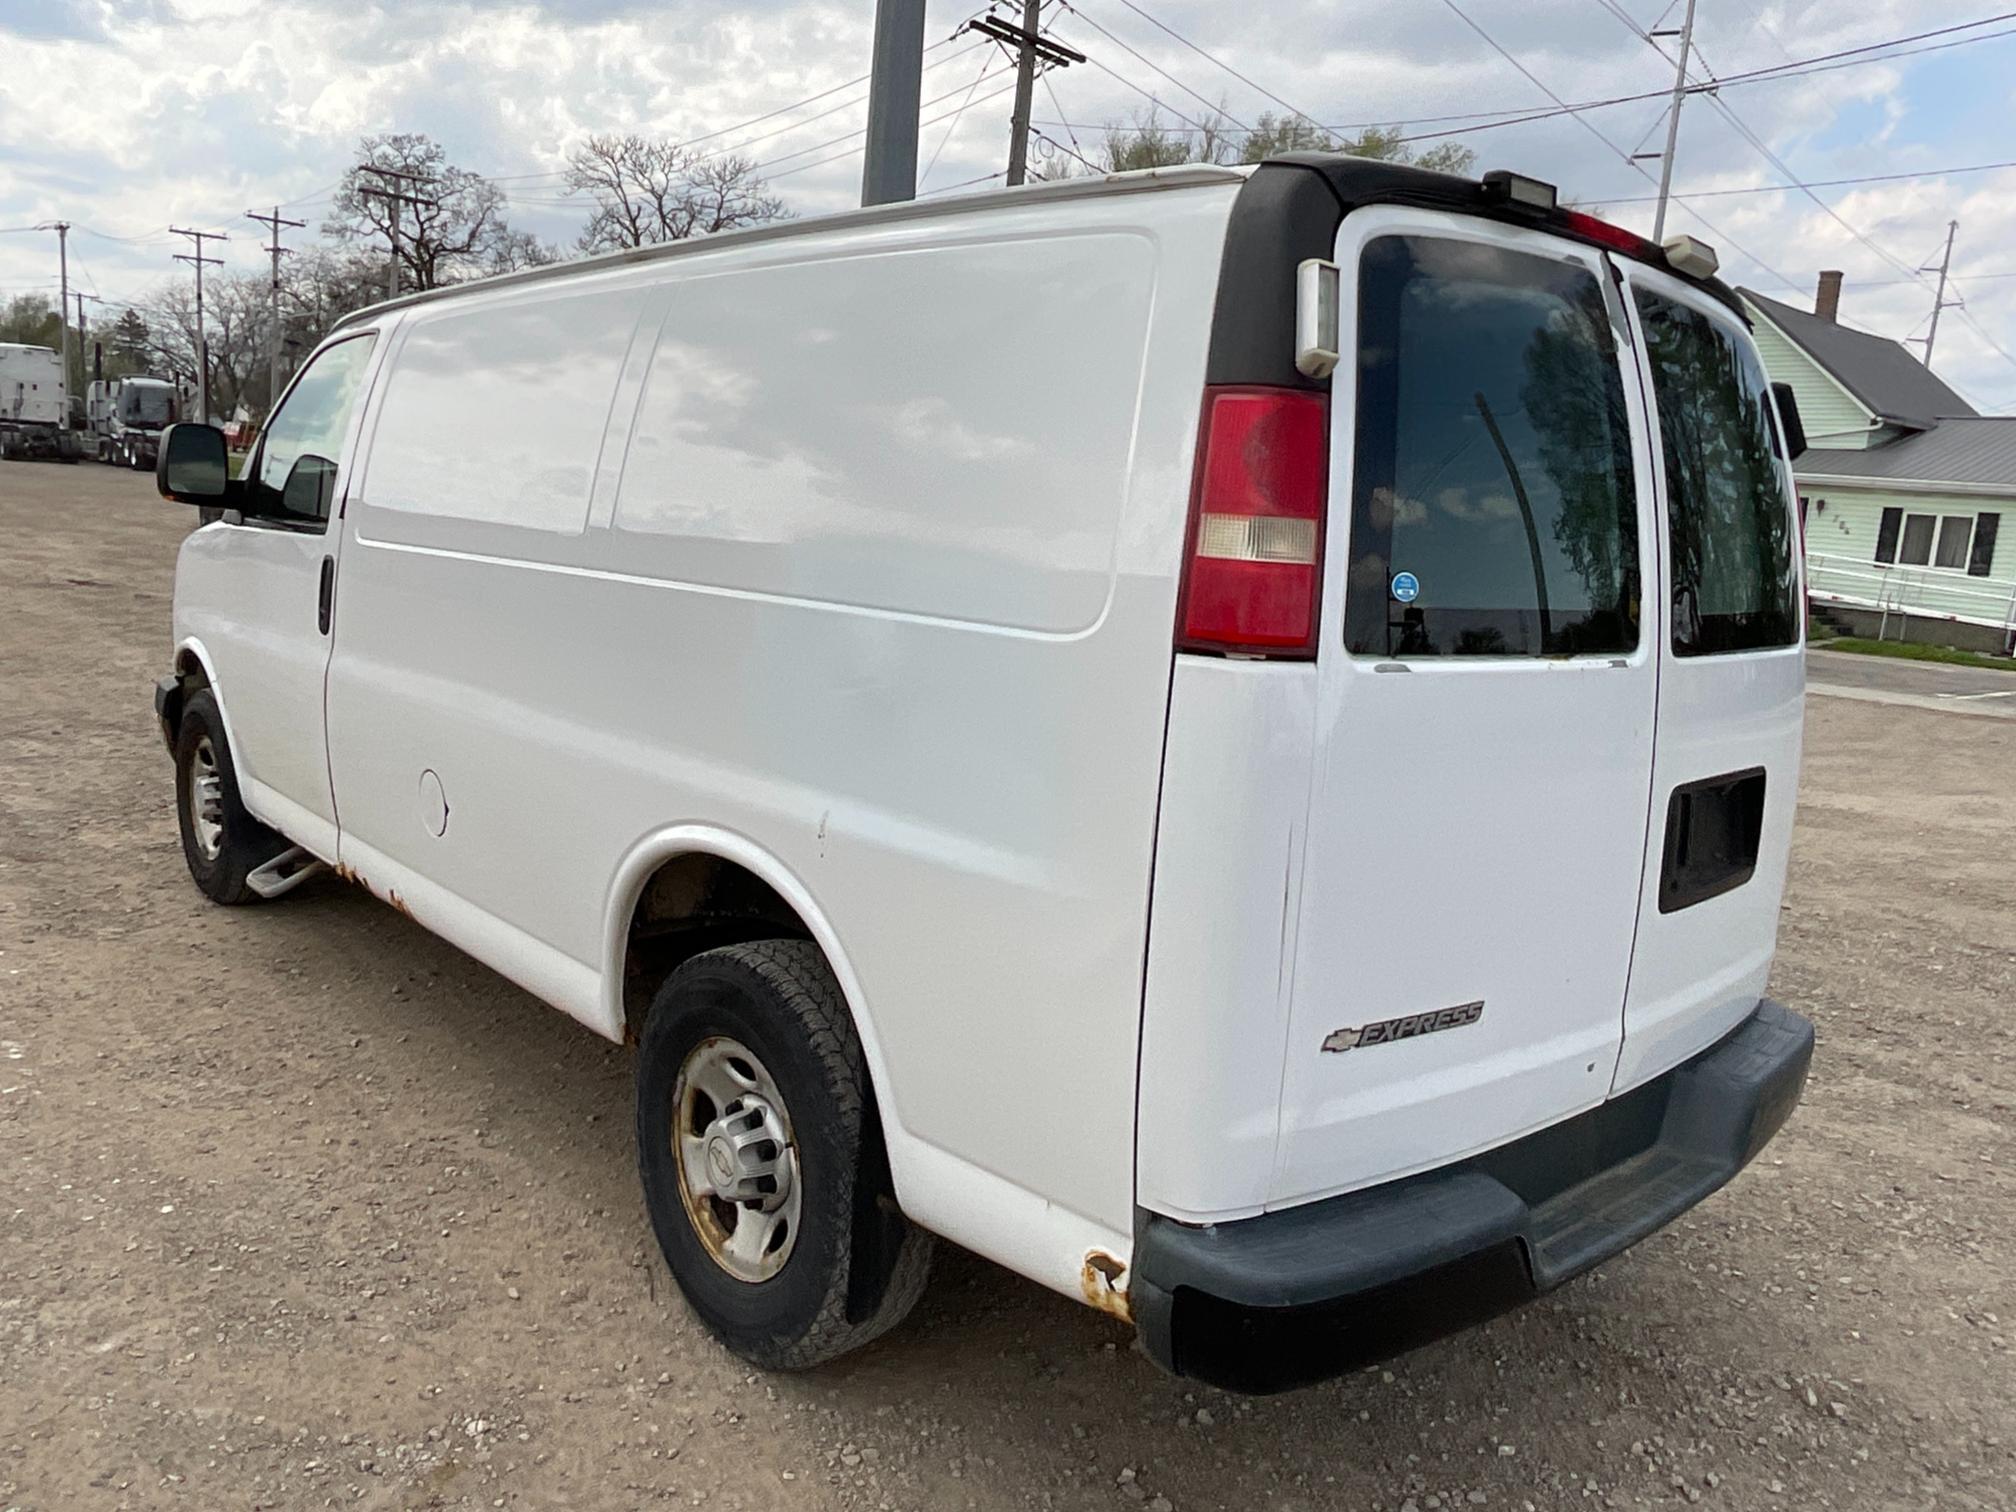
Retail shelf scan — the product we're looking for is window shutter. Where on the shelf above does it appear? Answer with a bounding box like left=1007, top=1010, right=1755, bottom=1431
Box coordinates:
left=1874, top=506, right=1903, bottom=565
left=1969, top=512, right=2000, bottom=578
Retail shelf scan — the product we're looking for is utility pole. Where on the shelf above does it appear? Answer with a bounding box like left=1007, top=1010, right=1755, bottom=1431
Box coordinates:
left=970, top=8, right=1082, bottom=187
left=247, top=205, right=306, bottom=408
left=70, top=290, right=102, bottom=385
left=356, top=164, right=438, bottom=300
left=1649, top=0, right=1699, bottom=244
left=170, top=226, right=228, bottom=423
left=1912, top=219, right=1960, bottom=370
left=1006, top=0, right=1042, bottom=188
left=861, top=0, right=927, bottom=206
left=33, top=221, right=74, bottom=423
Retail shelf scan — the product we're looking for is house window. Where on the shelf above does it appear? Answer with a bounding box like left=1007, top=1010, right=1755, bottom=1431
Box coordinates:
left=1875, top=507, right=2002, bottom=576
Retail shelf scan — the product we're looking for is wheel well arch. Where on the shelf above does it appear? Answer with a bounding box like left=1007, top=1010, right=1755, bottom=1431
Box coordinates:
left=613, top=849, right=812, bottom=1041
left=602, top=828, right=911, bottom=1185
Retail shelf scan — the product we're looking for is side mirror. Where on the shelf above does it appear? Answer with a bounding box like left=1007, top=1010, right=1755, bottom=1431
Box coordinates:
left=1770, top=381, right=1807, bottom=462
left=156, top=423, right=232, bottom=503
left=281, top=454, right=339, bottom=520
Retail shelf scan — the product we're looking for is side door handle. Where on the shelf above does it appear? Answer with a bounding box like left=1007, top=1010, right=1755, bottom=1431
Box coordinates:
left=317, top=555, right=335, bottom=635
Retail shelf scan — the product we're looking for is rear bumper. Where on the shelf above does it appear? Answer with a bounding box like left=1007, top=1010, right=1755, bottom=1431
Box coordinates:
left=1131, top=998, right=1813, bottom=1393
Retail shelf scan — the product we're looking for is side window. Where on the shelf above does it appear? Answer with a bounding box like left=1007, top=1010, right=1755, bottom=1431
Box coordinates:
left=1633, top=291, right=1799, bottom=655
left=1345, top=235, right=1641, bottom=658
left=245, top=334, right=378, bottom=528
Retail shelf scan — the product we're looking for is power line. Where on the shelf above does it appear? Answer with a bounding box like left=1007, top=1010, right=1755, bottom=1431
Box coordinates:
left=923, top=50, right=1002, bottom=187
left=1395, top=18, right=2016, bottom=145
left=763, top=76, right=1026, bottom=182
left=1434, top=0, right=1803, bottom=294
left=1104, top=0, right=1322, bottom=128
left=1056, top=0, right=1245, bottom=129
left=1602, top=159, right=2016, bottom=203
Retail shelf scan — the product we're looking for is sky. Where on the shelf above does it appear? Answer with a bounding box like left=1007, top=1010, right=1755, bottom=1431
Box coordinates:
left=3, top=0, right=2014, bottom=410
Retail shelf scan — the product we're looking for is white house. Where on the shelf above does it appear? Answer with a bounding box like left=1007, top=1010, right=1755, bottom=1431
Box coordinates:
left=1742, top=276, right=2016, bottom=654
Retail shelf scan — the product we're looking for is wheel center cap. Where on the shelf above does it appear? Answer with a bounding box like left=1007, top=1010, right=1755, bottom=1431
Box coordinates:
left=706, top=1136, right=735, bottom=1186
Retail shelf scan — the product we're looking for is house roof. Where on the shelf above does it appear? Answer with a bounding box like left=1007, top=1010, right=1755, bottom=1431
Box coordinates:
left=1740, top=287, right=1977, bottom=427
left=1797, top=418, right=2016, bottom=489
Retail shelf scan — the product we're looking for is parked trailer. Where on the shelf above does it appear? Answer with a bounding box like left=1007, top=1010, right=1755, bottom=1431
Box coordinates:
left=0, top=342, right=83, bottom=462
left=85, top=375, right=179, bottom=469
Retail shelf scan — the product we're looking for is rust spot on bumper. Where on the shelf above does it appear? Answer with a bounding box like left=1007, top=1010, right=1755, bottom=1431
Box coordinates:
left=1081, top=1250, right=1132, bottom=1324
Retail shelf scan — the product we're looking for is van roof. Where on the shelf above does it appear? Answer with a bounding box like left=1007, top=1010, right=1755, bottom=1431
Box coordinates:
left=333, top=163, right=1249, bottom=332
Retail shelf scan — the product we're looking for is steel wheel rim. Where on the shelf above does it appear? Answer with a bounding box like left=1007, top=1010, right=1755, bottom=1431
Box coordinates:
left=672, top=1035, right=801, bottom=1282
left=188, top=735, right=225, bottom=861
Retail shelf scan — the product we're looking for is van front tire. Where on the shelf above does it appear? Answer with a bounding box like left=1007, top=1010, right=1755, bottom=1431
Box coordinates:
left=636, top=940, right=932, bottom=1370
left=173, top=689, right=285, bottom=905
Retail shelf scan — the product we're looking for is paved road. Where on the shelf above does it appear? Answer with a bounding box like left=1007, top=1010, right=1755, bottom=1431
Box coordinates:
left=3, top=462, right=2013, bottom=1512
left=1807, top=646, right=2016, bottom=718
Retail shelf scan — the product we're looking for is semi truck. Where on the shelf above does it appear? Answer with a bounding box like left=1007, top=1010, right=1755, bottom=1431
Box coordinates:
left=86, top=375, right=180, bottom=469
left=0, top=342, right=84, bottom=462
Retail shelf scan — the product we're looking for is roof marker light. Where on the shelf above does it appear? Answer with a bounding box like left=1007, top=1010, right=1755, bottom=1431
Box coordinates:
left=1662, top=234, right=1720, bottom=279
left=1481, top=170, right=1559, bottom=211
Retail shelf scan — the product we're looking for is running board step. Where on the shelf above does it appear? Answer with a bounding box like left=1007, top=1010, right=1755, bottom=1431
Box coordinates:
left=245, top=846, right=328, bottom=899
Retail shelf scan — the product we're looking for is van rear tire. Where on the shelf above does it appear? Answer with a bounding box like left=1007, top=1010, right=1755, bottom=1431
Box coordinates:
left=173, top=689, right=286, bottom=905
left=636, top=940, right=932, bottom=1370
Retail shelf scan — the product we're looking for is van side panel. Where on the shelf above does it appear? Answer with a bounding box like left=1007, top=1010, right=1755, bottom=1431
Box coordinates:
left=325, top=186, right=1238, bottom=1250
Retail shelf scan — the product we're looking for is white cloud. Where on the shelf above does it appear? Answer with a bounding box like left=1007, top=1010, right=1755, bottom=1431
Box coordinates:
left=2, top=0, right=2012, bottom=405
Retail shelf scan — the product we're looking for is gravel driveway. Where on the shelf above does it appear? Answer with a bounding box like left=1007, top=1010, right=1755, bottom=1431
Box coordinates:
left=3, top=463, right=2011, bottom=1511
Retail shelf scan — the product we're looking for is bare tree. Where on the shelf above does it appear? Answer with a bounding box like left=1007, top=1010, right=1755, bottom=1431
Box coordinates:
left=1095, top=109, right=1476, bottom=177
left=325, top=133, right=514, bottom=291
left=485, top=229, right=566, bottom=275
left=564, top=135, right=788, bottom=253
left=1100, top=107, right=1238, bottom=172
left=1236, top=114, right=1477, bottom=175
left=145, top=271, right=275, bottom=420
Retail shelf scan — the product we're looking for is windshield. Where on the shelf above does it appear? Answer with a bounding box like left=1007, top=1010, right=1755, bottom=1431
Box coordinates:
left=121, top=384, right=173, bottom=425
left=1633, top=290, right=1800, bottom=655
left=1344, top=234, right=1641, bottom=658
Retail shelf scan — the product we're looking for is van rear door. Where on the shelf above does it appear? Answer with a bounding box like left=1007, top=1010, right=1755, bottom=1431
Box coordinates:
left=1272, top=208, right=1662, bottom=1209
left=1610, top=262, right=1804, bottom=1090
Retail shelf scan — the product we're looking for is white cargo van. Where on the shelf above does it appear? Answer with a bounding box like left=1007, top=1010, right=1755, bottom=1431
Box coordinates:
left=153, top=156, right=1814, bottom=1392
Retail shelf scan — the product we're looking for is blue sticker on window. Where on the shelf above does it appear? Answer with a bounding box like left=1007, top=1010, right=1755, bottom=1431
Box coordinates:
left=1390, top=571, right=1420, bottom=603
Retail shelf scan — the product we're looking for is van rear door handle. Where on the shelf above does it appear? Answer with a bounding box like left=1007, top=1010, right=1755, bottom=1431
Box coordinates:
left=317, top=555, right=335, bottom=635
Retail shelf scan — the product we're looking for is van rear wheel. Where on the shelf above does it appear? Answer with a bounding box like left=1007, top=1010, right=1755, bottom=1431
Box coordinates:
left=636, top=940, right=931, bottom=1369
left=173, top=689, right=286, bottom=905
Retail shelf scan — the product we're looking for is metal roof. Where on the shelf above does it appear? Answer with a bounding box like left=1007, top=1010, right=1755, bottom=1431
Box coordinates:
left=1739, top=287, right=1976, bottom=428
left=1796, top=418, right=2016, bottom=490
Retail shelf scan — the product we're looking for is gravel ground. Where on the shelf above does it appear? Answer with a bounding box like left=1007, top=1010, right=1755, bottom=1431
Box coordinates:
left=2, top=463, right=2012, bottom=1512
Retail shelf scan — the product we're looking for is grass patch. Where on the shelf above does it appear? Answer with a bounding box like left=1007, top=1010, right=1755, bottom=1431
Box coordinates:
left=1816, top=636, right=2016, bottom=673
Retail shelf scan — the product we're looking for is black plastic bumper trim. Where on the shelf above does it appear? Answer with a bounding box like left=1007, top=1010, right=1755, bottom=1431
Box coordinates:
left=1132, top=999, right=1812, bottom=1392
left=153, top=674, right=182, bottom=753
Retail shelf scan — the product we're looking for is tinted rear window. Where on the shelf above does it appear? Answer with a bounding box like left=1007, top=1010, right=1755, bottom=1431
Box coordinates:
left=1344, top=236, right=1640, bottom=658
left=1633, top=290, right=1800, bottom=656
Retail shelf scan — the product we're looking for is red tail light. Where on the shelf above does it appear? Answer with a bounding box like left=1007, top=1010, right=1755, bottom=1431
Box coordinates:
left=1558, top=210, right=1658, bottom=261
left=1176, top=385, right=1329, bottom=657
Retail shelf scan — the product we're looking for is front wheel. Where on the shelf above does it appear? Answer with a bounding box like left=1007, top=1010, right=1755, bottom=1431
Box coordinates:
left=173, top=688, right=285, bottom=904
left=636, top=940, right=931, bottom=1369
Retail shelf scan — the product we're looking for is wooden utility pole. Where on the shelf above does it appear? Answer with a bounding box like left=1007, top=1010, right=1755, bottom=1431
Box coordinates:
left=247, top=206, right=306, bottom=408
left=170, top=226, right=227, bottom=423
left=42, top=222, right=73, bottom=422
left=356, top=164, right=438, bottom=299
left=1006, top=0, right=1041, bottom=187
left=969, top=8, right=1081, bottom=187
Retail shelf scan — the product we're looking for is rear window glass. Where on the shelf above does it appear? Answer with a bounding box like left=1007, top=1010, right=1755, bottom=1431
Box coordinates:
left=1344, top=235, right=1640, bottom=658
left=1633, top=290, right=1800, bottom=655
